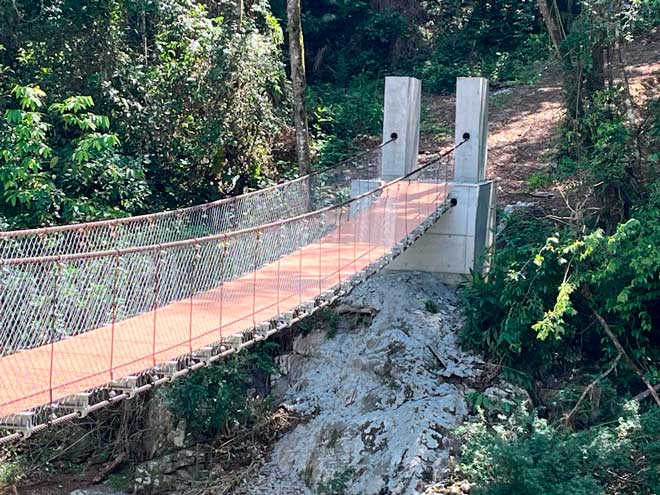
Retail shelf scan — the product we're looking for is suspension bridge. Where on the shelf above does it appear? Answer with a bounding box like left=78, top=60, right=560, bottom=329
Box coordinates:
left=0, top=77, right=495, bottom=443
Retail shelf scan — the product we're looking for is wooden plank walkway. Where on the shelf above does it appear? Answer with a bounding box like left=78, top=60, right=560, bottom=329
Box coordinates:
left=0, top=182, right=445, bottom=417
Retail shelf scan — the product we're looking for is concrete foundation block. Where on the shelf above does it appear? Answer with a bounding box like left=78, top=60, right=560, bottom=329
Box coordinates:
left=387, top=181, right=496, bottom=285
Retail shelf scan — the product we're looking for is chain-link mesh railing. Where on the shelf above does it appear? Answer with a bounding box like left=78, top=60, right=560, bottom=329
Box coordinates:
left=0, top=139, right=461, bottom=442
left=0, top=141, right=391, bottom=260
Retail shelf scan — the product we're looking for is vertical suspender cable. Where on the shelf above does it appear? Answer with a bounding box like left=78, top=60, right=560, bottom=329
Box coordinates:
left=152, top=247, right=163, bottom=367
left=49, top=257, right=63, bottom=405
left=110, top=251, right=120, bottom=380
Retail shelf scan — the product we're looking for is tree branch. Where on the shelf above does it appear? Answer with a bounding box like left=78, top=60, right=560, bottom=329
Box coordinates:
left=634, top=382, right=660, bottom=402
left=564, top=353, right=622, bottom=427
left=589, top=306, right=660, bottom=407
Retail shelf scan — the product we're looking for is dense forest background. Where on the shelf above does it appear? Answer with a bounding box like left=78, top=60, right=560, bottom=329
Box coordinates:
left=0, top=0, right=553, bottom=229
left=1, top=1, right=660, bottom=494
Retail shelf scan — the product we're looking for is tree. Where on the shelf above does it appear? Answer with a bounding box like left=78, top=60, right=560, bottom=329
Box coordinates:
left=535, top=1, right=627, bottom=137
left=287, top=0, right=312, bottom=175
left=535, top=0, right=562, bottom=56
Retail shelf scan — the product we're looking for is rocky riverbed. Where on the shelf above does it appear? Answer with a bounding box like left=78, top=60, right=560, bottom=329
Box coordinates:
left=231, top=270, right=485, bottom=495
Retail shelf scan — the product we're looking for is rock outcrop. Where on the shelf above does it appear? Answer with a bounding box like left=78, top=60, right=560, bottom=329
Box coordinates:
left=242, top=271, right=483, bottom=495
left=133, top=446, right=212, bottom=494
left=69, top=488, right=127, bottom=495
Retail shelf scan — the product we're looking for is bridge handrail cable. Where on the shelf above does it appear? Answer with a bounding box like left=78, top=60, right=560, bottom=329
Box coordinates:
left=0, top=138, right=396, bottom=258
left=0, top=139, right=463, bottom=266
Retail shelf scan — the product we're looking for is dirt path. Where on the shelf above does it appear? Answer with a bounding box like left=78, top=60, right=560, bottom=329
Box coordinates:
left=419, top=35, right=660, bottom=209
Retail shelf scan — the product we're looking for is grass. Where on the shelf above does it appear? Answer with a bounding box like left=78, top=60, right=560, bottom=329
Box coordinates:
left=424, top=299, right=440, bottom=314
left=527, top=171, right=553, bottom=191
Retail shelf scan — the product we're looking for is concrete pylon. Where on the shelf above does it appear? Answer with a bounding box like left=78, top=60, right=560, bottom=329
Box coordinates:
left=381, top=77, right=422, bottom=180
left=387, top=77, right=496, bottom=285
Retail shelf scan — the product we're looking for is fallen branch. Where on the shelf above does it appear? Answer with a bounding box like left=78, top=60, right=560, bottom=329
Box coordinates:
left=427, top=344, right=447, bottom=369
left=334, top=304, right=377, bottom=316
left=564, top=353, right=622, bottom=427
left=92, top=451, right=128, bottom=484
left=589, top=306, right=660, bottom=407
left=634, top=382, right=660, bottom=402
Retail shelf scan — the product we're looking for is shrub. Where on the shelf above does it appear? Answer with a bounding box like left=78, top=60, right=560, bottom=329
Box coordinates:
left=0, top=0, right=287, bottom=221
left=419, top=0, right=548, bottom=93
left=458, top=404, right=660, bottom=495
left=308, top=75, right=384, bottom=166
left=633, top=0, right=660, bottom=31
left=461, top=95, right=660, bottom=390
left=459, top=211, right=568, bottom=374
left=461, top=190, right=660, bottom=390
left=0, top=85, right=148, bottom=228
left=163, top=343, right=278, bottom=438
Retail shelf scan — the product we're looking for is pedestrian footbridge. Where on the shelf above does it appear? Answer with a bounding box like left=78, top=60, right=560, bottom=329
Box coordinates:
left=0, top=77, right=495, bottom=442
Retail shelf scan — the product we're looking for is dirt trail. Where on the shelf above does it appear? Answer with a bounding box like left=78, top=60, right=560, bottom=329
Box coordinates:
left=419, top=36, right=660, bottom=209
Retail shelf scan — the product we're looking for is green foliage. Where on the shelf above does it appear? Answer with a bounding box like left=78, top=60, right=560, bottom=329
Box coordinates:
left=461, top=191, right=660, bottom=384
left=466, top=391, right=495, bottom=413
left=0, top=0, right=287, bottom=225
left=0, top=85, right=147, bottom=228
left=634, top=0, right=660, bottom=30
left=316, top=468, right=356, bottom=495
left=308, top=76, right=384, bottom=167
left=419, top=0, right=548, bottom=93
left=552, top=0, right=657, bottom=147
left=462, top=91, right=660, bottom=388
left=526, top=171, right=553, bottom=191
left=104, top=472, right=132, bottom=492
left=295, top=307, right=341, bottom=339
left=272, top=0, right=414, bottom=84
left=536, top=193, right=660, bottom=372
left=271, top=0, right=548, bottom=94
left=532, top=281, right=577, bottom=341
left=0, top=457, right=26, bottom=487
left=163, top=344, right=278, bottom=437
left=561, top=87, right=643, bottom=219
left=458, top=404, right=660, bottom=495
left=424, top=299, right=439, bottom=314
left=459, top=212, right=569, bottom=372
left=103, top=0, right=287, bottom=208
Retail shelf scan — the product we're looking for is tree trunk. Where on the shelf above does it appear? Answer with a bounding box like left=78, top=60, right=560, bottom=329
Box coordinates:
left=236, top=0, right=243, bottom=27
left=287, top=0, right=312, bottom=175
left=536, top=0, right=562, bottom=57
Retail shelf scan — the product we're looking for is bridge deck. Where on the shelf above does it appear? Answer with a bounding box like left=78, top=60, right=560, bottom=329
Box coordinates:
left=0, top=182, right=445, bottom=417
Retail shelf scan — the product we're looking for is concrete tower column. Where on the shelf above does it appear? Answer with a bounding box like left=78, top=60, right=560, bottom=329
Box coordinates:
left=387, top=77, right=496, bottom=284
left=381, top=76, right=422, bottom=180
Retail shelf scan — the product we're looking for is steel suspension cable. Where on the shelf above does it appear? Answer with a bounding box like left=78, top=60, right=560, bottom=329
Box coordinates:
left=0, top=138, right=397, bottom=258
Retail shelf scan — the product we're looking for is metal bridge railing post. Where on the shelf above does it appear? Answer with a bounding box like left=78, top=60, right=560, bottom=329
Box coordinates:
left=219, top=235, right=228, bottom=340
left=189, top=241, right=200, bottom=353
left=110, top=251, right=120, bottom=380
